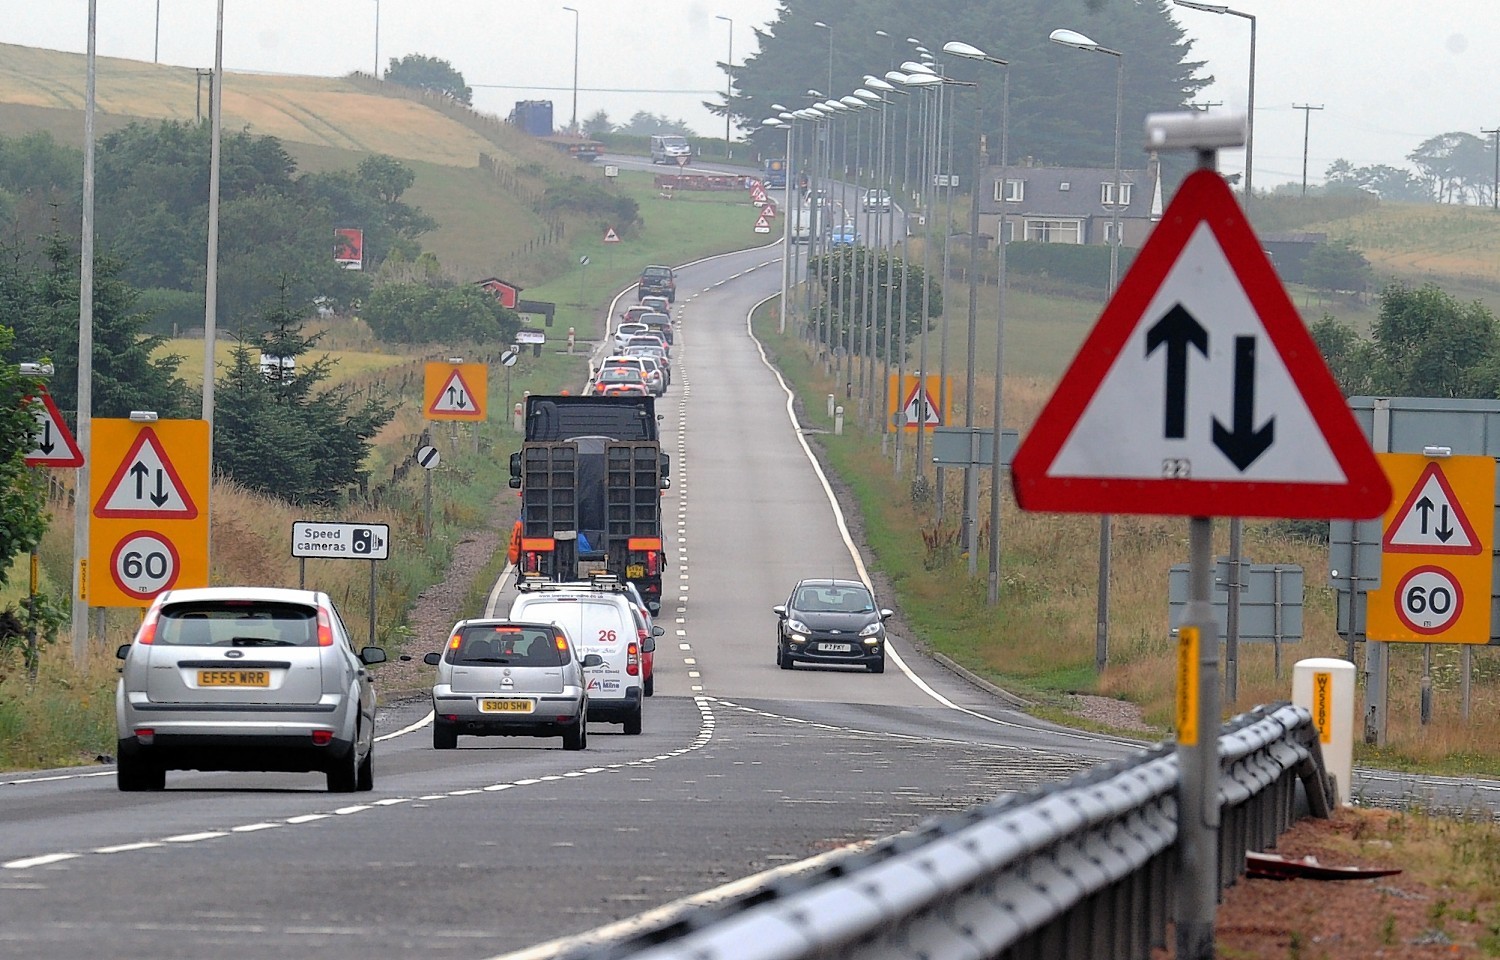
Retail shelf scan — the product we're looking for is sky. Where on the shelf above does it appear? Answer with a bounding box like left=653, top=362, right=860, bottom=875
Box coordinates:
left=8, top=1, right=1499, bottom=191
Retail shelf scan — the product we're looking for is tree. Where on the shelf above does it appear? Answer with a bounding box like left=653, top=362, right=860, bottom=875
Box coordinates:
left=1324, top=159, right=1428, bottom=202
left=617, top=112, right=695, bottom=137
left=581, top=110, right=614, bottom=138
left=361, top=277, right=520, bottom=345
left=0, top=324, right=48, bottom=588
left=1302, top=239, right=1372, bottom=299
left=1370, top=282, right=1500, bottom=397
left=213, top=293, right=394, bottom=504
left=1408, top=132, right=1491, bottom=204
left=384, top=54, right=472, bottom=105
left=810, top=249, right=939, bottom=358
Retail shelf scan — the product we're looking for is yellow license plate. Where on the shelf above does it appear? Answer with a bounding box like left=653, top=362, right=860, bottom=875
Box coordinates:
left=625, top=564, right=645, bottom=579
left=480, top=699, right=534, bottom=714
left=198, top=669, right=270, bottom=687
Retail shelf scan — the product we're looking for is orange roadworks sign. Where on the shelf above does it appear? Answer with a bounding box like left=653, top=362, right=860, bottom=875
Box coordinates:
left=887, top=374, right=948, bottom=431
left=424, top=362, right=488, bottom=421
left=89, top=418, right=209, bottom=607
left=1366, top=453, right=1494, bottom=643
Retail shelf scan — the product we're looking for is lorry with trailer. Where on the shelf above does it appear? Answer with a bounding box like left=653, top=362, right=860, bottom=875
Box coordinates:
left=509, top=395, right=669, bottom=615
left=762, top=158, right=788, bottom=188
left=508, top=100, right=603, bottom=161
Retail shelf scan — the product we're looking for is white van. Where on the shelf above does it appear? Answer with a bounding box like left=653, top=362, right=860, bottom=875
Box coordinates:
left=650, top=134, right=692, bottom=165
left=508, top=592, right=644, bottom=733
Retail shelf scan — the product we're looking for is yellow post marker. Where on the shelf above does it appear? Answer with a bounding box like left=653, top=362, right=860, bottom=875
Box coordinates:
left=1175, top=626, right=1200, bottom=746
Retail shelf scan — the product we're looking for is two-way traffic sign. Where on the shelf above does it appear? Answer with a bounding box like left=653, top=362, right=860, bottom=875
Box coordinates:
left=1011, top=169, right=1389, bottom=520
left=89, top=419, right=209, bottom=607
left=424, top=362, right=488, bottom=421
left=24, top=385, right=83, bottom=467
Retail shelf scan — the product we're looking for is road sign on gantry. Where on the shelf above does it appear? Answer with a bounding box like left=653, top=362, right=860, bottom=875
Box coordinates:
left=89, top=419, right=209, bottom=607
left=1366, top=453, right=1494, bottom=643
left=424, top=362, right=488, bottom=421
left=24, top=385, right=83, bottom=467
left=1010, top=169, right=1390, bottom=520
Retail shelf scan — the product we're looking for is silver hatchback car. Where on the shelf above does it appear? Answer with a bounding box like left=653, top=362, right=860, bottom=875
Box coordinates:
left=424, top=619, right=601, bottom=750
left=114, top=586, right=386, bottom=792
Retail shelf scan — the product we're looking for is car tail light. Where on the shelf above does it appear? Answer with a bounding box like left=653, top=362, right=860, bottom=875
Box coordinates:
left=626, top=642, right=640, bottom=676
left=133, top=728, right=155, bottom=744
left=136, top=604, right=162, bottom=645
left=443, top=714, right=459, bottom=722
left=316, top=606, right=335, bottom=647
left=311, top=730, right=333, bottom=746
left=646, top=551, right=660, bottom=575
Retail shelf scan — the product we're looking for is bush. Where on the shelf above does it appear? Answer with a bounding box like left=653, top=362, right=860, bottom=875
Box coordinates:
left=135, top=287, right=203, bottom=337
left=1005, top=241, right=1137, bottom=292
left=362, top=280, right=520, bottom=345
left=542, top=177, right=641, bottom=234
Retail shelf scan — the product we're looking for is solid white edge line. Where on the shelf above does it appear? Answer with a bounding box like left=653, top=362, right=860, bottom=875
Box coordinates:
left=376, top=710, right=434, bottom=741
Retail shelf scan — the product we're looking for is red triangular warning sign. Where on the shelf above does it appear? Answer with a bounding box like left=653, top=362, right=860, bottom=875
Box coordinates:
left=24, top=385, right=83, bottom=467
left=760, top=203, right=776, bottom=218
left=603, top=227, right=621, bottom=243
left=427, top=368, right=480, bottom=417
left=901, top=385, right=941, bottom=427
left=1383, top=462, right=1481, bottom=555
left=95, top=427, right=198, bottom=519
left=1011, top=170, right=1389, bottom=520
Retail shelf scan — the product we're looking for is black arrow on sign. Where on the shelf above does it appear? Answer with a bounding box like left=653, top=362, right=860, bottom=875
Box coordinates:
left=150, top=471, right=170, bottom=507
left=1211, top=336, right=1275, bottom=471
left=1415, top=496, right=1435, bottom=533
left=1436, top=504, right=1455, bottom=542
left=448, top=386, right=467, bottom=409
left=38, top=420, right=55, bottom=454
left=1145, top=303, right=1209, bottom=440
left=130, top=462, right=149, bottom=499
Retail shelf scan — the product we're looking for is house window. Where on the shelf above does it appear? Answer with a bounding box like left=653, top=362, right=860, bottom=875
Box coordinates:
left=997, top=218, right=1015, bottom=243
left=993, top=178, right=1025, bottom=202
left=1023, top=218, right=1083, bottom=244
left=1101, top=181, right=1133, bottom=206
left=1103, top=221, right=1118, bottom=244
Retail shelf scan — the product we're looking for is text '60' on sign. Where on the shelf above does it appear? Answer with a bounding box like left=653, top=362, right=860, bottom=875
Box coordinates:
left=1010, top=170, right=1389, bottom=521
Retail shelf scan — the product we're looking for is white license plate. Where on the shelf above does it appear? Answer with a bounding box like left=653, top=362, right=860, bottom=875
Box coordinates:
left=818, top=643, right=854, bottom=653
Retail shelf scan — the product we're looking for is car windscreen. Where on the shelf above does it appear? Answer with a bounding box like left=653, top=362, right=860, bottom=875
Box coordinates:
left=793, top=586, right=875, bottom=614
left=156, top=601, right=319, bottom=647
left=451, top=624, right=564, bottom=666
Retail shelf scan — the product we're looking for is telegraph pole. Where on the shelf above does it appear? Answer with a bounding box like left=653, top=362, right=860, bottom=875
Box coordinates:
left=1293, top=103, right=1324, bottom=197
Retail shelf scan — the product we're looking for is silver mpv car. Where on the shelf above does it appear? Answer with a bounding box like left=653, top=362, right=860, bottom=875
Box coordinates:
left=424, top=619, right=601, bottom=751
left=115, top=587, right=386, bottom=792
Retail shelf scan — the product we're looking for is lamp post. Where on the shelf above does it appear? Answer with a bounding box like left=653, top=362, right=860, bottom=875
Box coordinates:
left=865, top=76, right=898, bottom=440
left=813, top=21, right=834, bottom=102
left=372, top=0, right=380, bottom=76
left=1051, top=26, right=1123, bottom=670
left=898, top=67, right=941, bottom=497
left=716, top=15, right=734, bottom=158
left=765, top=117, right=793, bottom=332
left=1172, top=1, right=1255, bottom=206
left=563, top=6, right=580, bottom=133
left=856, top=86, right=885, bottom=424
left=944, top=41, right=1008, bottom=581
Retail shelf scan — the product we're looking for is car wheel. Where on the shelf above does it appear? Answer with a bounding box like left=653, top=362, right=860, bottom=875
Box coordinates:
left=117, top=746, right=165, bottom=792
left=623, top=705, right=643, bottom=735
left=563, top=722, right=586, bottom=751
left=432, top=721, right=458, bottom=750
left=327, top=744, right=359, bottom=793
left=779, top=644, right=795, bottom=670
left=644, top=674, right=655, bottom=697
left=356, top=747, right=374, bottom=791
left=868, top=657, right=886, bottom=675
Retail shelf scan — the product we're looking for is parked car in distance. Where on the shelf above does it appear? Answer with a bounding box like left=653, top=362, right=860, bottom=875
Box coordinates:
left=638, top=265, right=677, bottom=302
left=423, top=619, right=601, bottom=750
left=593, top=366, right=650, bottom=397
left=773, top=578, right=892, bottom=673
left=640, top=294, right=671, bottom=315
left=114, top=586, right=386, bottom=792
left=509, top=586, right=648, bottom=733
left=863, top=188, right=892, bottom=211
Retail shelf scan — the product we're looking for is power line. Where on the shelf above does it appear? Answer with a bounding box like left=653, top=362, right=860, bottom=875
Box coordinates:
left=1293, top=103, right=1324, bottom=196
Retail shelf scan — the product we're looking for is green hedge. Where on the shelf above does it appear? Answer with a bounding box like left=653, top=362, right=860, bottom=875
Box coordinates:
left=1003, top=241, right=1138, bottom=292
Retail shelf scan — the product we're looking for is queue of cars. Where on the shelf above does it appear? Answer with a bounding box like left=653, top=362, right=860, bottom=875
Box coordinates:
left=591, top=281, right=676, bottom=397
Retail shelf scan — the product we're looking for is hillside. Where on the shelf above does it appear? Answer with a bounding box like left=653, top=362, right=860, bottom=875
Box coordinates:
left=0, top=43, right=595, bottom=283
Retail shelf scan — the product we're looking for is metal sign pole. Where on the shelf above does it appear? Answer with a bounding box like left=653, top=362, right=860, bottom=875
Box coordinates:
left=369, top=559, right=377, bottom=648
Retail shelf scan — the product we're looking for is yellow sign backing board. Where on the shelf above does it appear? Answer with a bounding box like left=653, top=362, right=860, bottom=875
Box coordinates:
left=89, top=419, right=210, bottom=607
left=885, top=374, right=950, bottom=431
left=424, top=362, right=488, bottom=421
left=1366, top=453, right=1494, bottom=643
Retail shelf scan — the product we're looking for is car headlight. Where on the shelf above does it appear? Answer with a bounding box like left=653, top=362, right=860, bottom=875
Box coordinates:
left=858, top=622, right=883, bottom=637
left=785, top=619, right=811, bottom=635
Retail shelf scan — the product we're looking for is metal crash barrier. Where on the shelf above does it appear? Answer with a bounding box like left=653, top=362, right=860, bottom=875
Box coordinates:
left=562, top=703, right=1331, bottom=960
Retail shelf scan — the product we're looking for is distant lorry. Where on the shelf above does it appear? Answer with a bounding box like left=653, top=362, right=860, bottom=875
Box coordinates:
left=509, top=100, right=603, bottom=161
left=509, top=395, right=669, bottom=614
left=763, top=158, right=787, bottom=188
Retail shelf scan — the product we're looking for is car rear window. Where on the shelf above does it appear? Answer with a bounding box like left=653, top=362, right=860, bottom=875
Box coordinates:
left=643, top=267, right=672, bottom=278
left=451, top=624, right=565, bottom=666
left=156, top=601, right=319, bottom=647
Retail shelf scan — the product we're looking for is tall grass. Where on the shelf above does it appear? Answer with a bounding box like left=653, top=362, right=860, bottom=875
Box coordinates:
left=755, top=301, right=1500, bottom=777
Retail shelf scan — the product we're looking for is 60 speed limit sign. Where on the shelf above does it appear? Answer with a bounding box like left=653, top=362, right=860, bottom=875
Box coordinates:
left=1392, top=565, right=1463, bottom=636
left=109, top=532, right=182, bottom=600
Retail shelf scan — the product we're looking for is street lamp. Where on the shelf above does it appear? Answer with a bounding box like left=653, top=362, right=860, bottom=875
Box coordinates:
left=812, top=20, right=834, bottom=101
left=1173, top=1, right=1255, bottom=206
left=372, top=0, right=380, bottom=76
left=944, top=40, right=1009, bottom=585
left=1051, top=25, right=1124, bottom=671
left=765, top=117, right=794, bottom=332
left=864, top=76, right=898, bottom=437
left=563, top=6, right=580, bottom=133
left=716, top=15, right=734, bottom=158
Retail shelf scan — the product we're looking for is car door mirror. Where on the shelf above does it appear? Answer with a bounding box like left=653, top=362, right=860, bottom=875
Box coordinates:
left=652, top=625, right=665, bottom=637
left=880, top=609, right=894, bottom=621
left=643, top=637, right=655, bottom=652
left=773, top=605, right=787, bottom=618
left=359, top=646, right=388, bottom=665
left=116, top=643, right=131, bottom=660
left=582, top=653, right=604, bottom=667
left=422, top=652, right=442, bottom=666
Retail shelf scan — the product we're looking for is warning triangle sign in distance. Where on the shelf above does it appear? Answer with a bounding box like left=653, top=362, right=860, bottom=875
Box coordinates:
left=1010, top=169, right=1390, bottom=521
left=1383, top=462, right=1482, bottom=555
left=95, top=427, right=198, bottom=519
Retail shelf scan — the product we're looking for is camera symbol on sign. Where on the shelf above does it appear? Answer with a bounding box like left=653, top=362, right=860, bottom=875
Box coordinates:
left=351, top=528, right=384, bottom=555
